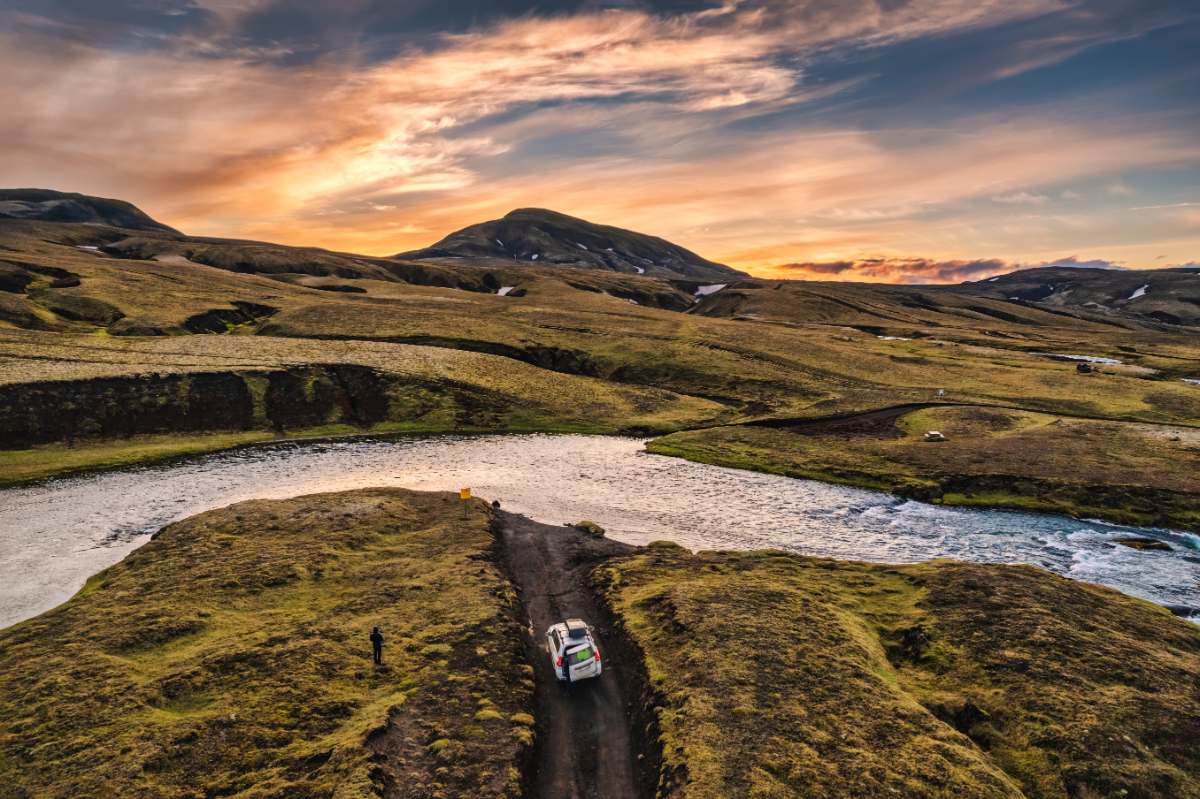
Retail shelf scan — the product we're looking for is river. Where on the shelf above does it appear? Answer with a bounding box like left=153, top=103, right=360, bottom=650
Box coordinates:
left=1, top=434, right=1197, bottom=628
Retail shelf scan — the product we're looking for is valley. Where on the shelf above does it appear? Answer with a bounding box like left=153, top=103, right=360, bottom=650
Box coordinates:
left=1, top=191, right=1198, bottom=799
left=1, top=191, right=1197, bottom=533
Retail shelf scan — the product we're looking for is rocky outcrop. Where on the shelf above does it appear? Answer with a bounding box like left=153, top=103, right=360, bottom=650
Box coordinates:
left=0, top=364, right=530, bottom=449
left=182, top=302, right=277, bottom=334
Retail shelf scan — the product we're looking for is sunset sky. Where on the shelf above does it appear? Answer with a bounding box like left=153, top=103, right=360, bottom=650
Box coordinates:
left=1, top=0, right=1197, bottom=282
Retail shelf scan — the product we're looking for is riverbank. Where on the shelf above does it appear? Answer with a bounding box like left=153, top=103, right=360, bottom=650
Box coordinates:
left=649, top=404, right=1200, bottom=532
left=2, top=488, right=1197, bottom=798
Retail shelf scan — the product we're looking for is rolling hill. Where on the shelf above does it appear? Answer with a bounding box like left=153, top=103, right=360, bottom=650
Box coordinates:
left=397, top=207, right=746, bottom=281
left=958, top=266, right=1200, bottom=328
left=0, top=189, right=180, bottom=234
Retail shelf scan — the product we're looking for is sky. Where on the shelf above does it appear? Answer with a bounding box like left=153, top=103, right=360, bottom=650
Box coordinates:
left=0, top=0, right=1197, bottom=282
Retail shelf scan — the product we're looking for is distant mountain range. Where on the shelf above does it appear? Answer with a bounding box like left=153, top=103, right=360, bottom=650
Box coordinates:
left=957, top=266, right=1200, bottom=328
left=3, top=189, right=1197, bottom=329
left=398, top=208, right=746, bottom=282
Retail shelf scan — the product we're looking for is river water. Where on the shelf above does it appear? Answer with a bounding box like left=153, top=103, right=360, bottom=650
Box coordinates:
left=1, top=434, right=1197, bottom=628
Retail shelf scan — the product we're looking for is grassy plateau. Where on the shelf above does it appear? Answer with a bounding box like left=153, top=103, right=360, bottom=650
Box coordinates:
left=598, top=543, right=1200, bottom=799
left=0, top=489, right=534, bottom=799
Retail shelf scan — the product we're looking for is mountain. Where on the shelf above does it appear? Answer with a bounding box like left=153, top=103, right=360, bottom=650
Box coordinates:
left=398, top=208, right=746, bottom=281
left=0, top=189, right=180, bottom=234
left=958, top=266, right=1200, bottom=328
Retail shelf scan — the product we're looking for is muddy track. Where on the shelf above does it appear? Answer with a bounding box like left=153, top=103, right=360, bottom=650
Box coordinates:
left=495, top=511, right=650, bottom=799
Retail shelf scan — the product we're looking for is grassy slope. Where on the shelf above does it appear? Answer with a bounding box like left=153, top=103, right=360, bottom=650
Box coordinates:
left=598, top=544, right=1200, bottom=799
left=4, top=219, right=1200, bottom=513
left=0, top=489, right=533, bottom=799
left=648, top=405, right=1200, bottom=530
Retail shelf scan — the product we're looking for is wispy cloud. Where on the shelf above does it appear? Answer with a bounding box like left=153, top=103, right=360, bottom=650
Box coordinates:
left=0, top=0, right=1196, bottom=273
left=992, top=191, right=1050, bottom=205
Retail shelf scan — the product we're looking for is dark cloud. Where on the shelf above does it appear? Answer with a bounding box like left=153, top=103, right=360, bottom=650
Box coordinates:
left=771, top=257, right=1013, bottom=284
left=766, top=254, right=1149, bottom=284
left=775, top=260, right=856, bottom=274
left=1031, top=256, right=1124, bottom=270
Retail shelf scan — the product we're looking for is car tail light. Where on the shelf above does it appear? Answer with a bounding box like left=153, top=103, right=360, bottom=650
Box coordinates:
left=594, top=651, right=601, bottom=662
left=555, top=656, right=563, bottom=667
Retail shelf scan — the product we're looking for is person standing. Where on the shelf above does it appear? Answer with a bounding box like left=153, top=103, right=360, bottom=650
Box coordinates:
left=370, top=626, right=384, bottom=665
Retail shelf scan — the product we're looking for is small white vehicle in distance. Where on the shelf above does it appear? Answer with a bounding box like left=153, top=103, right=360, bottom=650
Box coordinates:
left=546, top=618, right=602, bottom=683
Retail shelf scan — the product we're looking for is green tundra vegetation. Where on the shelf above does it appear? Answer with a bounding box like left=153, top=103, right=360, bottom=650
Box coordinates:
left=3, top=487, right=1197, bottom=799
left=597, top=543, right=1200, bottom=799
left=0, top=489, right=534, bottom=799
left=1, top=211, right=1199, bottom=522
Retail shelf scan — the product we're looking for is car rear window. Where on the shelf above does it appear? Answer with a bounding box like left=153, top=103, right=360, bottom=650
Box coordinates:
left=569, top=647, right=594, bottom=664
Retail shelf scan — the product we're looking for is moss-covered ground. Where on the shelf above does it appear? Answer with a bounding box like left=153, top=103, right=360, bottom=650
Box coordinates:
left=598, top=544, right=1200, bottom=799
left=0, top=489, right=534, bottom=799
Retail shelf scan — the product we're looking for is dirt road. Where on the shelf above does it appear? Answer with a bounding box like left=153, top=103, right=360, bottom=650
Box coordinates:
left=496, top=511, right=646, bottom=799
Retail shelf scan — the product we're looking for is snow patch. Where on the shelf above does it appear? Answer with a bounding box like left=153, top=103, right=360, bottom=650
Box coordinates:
left=1183, top=379, right=1200, bottom=386
left=76, top=245, right=100, bottom=251
left=878, top=335, right=912, bottom=341
left=694, top=283, right=727, bottom=297
left=575, top=242, right=589, bottom=251
left=627, top=299, right=639, bottom=305
left=1128, top=284, right=1149, bottom=300
left=530, top=254, right=539, bottom=261
left=985, top=276, right=1000, bottom=282
left=495, top=239, right=504, bottom=247
left=496, top=286, right=516, bottom=297
left=633, top=266, right=645, bottom=274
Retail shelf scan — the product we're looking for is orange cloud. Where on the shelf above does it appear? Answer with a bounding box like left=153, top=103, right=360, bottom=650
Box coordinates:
left=0, top=0, right=1196, bottom=276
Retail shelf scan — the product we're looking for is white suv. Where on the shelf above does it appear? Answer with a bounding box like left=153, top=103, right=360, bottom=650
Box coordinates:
left=546, top=618, right=602, bottom=683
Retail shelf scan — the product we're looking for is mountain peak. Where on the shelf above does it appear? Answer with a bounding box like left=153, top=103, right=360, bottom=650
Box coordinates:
left=399, top=208, right=744, bottom=281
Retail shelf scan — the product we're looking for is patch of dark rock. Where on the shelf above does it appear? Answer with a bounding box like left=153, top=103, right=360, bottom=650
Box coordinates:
left=965, top=304, right=1029, bottom=324
left=889, top=624, right=932, bottom=663
left=565, top=280, right=603, bottom=294
left=311, top=284, right=367, bottom=293
left=109, top=318, right=173, bottom=336
left=0, top=264, right=33, bottom=293
left=0, top=294, right=54, bottom=329
left=32, top=290, right=124, bottom=325
left=1114, top=537, right=1172, bottom=552
left=928, top=699, right=995, bottom=747
left=183, top=301, right=278, bottom=333
left=0, top=371, right=258, bottom=448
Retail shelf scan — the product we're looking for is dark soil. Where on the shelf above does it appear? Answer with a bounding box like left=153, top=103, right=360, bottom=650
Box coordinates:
left=495, top=511, right=650, bottom=799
